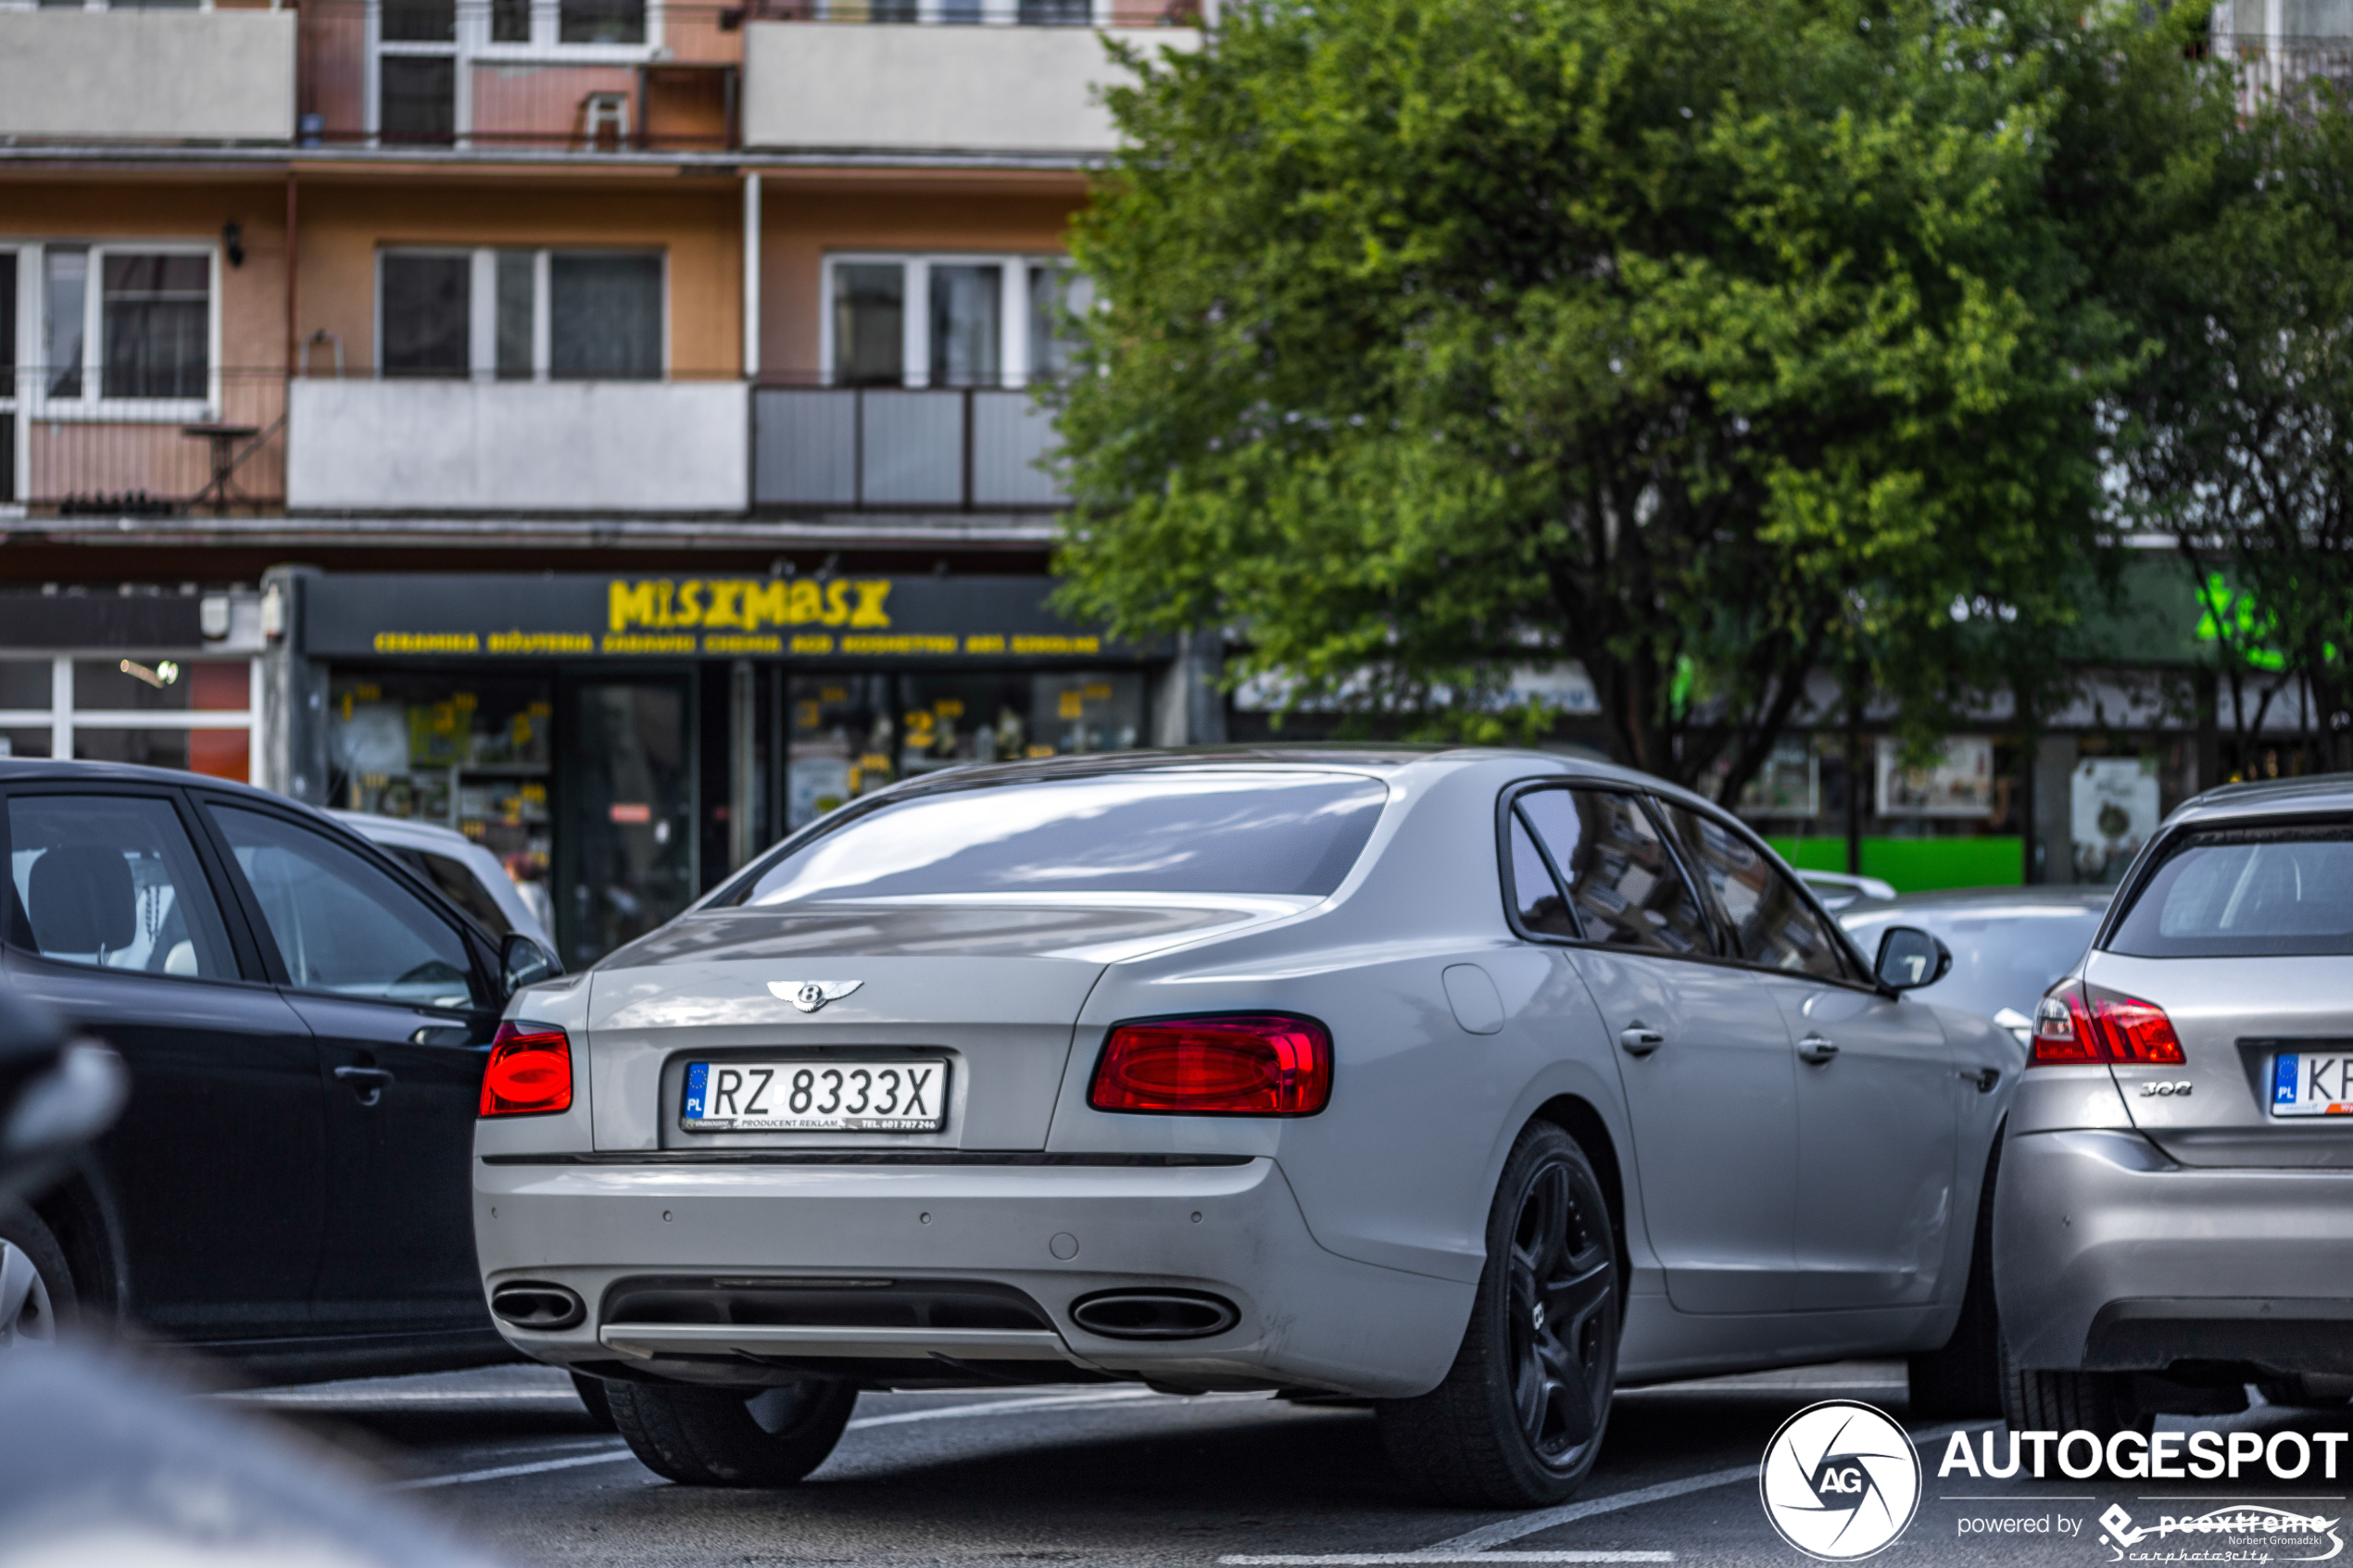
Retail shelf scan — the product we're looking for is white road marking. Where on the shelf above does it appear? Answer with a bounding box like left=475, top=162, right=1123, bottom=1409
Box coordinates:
left=1221, top=1421, right=1989, bottom=1565
left=386, top=1385, right=1214, bottom=1489
left=390, top=1448, right=638, bottom=1490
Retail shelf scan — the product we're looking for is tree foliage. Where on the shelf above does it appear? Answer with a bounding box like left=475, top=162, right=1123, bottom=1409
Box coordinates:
left=1053, top=0, right=2221, bottom=798
left=2115, top=87, right=2353, bottom=771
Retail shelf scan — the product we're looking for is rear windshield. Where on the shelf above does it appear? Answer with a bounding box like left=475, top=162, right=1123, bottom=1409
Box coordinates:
left=727, top=771, right=1389, bottom=905
left=2108, top=824, right=2353, bottom=958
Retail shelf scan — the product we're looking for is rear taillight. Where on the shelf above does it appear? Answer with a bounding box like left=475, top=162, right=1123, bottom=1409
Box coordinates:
left=1088, top=1013, right=1332, bottom=1117
left=480, top=1022, right=572, bottom=1116
left=2030, top=985, right=2100, bottom=1065
left=2027, top=984, right=2185, bottom=1067
left=2087, top=990, right=2186, bottom=1064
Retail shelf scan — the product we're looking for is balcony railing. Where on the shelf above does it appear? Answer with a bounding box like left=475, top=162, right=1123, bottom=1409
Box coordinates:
left=2208, top=32, right=2353, bottom=113
left=753, top=385, right=1064, bottom=512
left=0, top=8, right=296, bottom=144
left=3, top=370, right=287, bottom=517
left=294, top=0, right=1191, bottom=152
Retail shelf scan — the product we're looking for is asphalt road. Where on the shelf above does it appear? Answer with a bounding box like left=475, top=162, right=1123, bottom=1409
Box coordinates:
left=218, top=1361, right=2353, bottom=1567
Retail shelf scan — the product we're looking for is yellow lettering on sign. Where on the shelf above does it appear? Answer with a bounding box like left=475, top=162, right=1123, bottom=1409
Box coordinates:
left=821, top=581, right=854, bottom=627
left=610, top=581, right=661, bottom=633
left=849, top=580, right=893, bottom=627
left=741, top=581, right=788, bottom=631
left=703, top=634, right=782, bottom=655
left=964, top=635, right=1005, bottom=654
left=702, top=581, right=746, bottom=630
left=676, top=580, right=707, bottom=627
left=372, top=632, right=481, bottom=653
left=791, top=633, right=834, bottom=654
left=788, top=581, right=824, bottom=624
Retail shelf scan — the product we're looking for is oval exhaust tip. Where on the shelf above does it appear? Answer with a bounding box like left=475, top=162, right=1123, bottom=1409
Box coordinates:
left=1069, top=1289, right=1239, bottom=1341
left=491, top=1282, right=585, bottom=1331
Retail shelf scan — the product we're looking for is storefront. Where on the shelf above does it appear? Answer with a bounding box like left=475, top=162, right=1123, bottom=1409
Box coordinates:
left=265, top=569, right=1170, bottom=967
left=0, top=589, right=270, bottom=777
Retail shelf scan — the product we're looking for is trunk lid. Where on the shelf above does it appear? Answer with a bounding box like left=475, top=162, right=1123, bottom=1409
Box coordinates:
left=583, top=897, right=1304, bottom=1152
left=2084, top=950, right=2353, bottom=1167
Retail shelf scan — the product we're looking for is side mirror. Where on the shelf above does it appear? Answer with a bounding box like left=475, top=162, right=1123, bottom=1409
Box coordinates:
left=1875, top=926, right=1953, bottom=992
left=500, top=932, right=560, bottom=998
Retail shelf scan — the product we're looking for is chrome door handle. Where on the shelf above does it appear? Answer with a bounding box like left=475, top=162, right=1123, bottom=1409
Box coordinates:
left=334, top=1065, right=396, bottom=1106
left=1796, top=1035, right=1838, bottom=1065
left=1618, top=1025, right=1666, bottom=1057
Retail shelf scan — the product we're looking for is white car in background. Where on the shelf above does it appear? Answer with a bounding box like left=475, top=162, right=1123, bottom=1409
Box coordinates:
left=332, top=812, right=550, bottom=948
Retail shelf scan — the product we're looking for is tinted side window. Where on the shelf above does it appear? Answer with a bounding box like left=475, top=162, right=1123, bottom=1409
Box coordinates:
left=396, top=847, right=514, bottom=938
left=1656, top=802, right=1847, bottom=980
left=1505, top=808, right=1578, bottom=937
left=6, top=794, right=236, bottom=978
left=209, top=805, right=480, bottom=1009
left=1518, top=788, right=1712, bottom=956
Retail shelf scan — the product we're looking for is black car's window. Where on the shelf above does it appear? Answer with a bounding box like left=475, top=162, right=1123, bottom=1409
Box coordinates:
left=2109, top=823, right=2353, bottom=958
left=209, top=805, right=480, bottom=1008
left=731, top=771, right=1387, bottom=904
left=1516, top=787, right=1712, bottom=956
left=6, top=794, right=236, bottom=978
left=1656, top=801, right=1848, bottom=980
left=395, top=847, right=514, bottom=938
left=1506, top=809, right=1578, bottom=937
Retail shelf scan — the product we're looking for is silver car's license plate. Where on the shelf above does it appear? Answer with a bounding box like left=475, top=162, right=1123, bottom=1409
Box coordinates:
left=2271, top=1052, right=2353, bottom=1117
left=682, top=1060, right=949, bottom=1133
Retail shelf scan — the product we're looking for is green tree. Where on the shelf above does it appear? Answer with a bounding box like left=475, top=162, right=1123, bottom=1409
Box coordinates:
left=2116, top=87, right=2353, bottom=773
left=1054, top=0, right=2220, bottom=798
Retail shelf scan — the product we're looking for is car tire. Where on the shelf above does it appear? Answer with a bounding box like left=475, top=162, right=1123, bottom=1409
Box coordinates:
left=607, top=1376, right=858, bottom=1486
left=0, top=1201, right=75, bottom=1350
left=571, top=1371, right=618, bottom=1431
left=1908, top=1135, right=2003, bottom=1420
left=2000, top=1335, right=2142, bottom=1437
left=1376, top=1121, right=1618, bottom=1507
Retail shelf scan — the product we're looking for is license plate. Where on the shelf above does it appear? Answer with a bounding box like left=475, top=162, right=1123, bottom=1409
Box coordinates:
left=2271, top=1052, right=2353, bottom=1117
left=682, top=1060, right=950, bottom=1133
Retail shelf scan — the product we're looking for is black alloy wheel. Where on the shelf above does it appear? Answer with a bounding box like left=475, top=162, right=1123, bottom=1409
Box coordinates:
left=1506, top=1155, right=1616, bottom=1465
left=1378, top=1121, right=1619, bottom=1506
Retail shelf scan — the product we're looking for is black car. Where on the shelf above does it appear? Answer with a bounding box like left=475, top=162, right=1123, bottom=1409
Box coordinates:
left=0, top=759, right=554, bottom=1381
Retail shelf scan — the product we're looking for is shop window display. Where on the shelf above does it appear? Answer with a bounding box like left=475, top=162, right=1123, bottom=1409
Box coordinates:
left=786, top=670, right=1147, bottom=831
left=327, top=674, right=554, bottom=875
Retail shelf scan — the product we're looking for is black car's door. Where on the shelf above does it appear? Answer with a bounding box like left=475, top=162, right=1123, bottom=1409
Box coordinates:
left=198, top=798, right=500, bottom=1338
left=1, top=784, right=323, bottom=1342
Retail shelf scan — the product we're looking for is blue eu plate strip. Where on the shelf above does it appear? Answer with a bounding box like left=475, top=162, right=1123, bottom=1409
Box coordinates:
left=685, top=1061, right=709, bottom=1120
left=2275, top=1055, right=2299, bottom=1106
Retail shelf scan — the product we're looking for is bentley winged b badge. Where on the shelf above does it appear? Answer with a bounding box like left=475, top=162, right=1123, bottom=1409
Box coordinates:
left=769, top=980, right=864, bottom=1014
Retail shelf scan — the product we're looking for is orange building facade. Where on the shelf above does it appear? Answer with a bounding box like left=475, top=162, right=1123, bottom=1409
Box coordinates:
left=0, top=1, right=1220, bottom=963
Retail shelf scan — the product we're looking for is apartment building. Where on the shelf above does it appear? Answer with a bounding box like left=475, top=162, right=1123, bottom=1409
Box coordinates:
left=0, top=0, right=1214, bottom=964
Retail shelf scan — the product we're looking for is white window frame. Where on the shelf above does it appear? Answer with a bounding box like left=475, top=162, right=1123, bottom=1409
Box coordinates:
left=2, top=0, right=233, bottom=12
left=2, top=245, right=24, bottom=517
left=821, top=251, right=1077, bottom=390
left=7, top=238, right=220, bottom=424
left=0, top=654, right=259, bottom=772
left=363, top=0, right=666, bottom=144
left=376, top=244, right=669, bottom=381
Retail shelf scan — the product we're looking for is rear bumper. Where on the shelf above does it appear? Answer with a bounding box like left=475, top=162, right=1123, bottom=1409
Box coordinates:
left=472, top=1154, right=1470, bottom=1398
left=1994, top=1128, right=2353, bottom=1373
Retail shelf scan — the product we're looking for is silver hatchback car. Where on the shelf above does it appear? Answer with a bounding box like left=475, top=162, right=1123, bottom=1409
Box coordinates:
left=475, top=748, right=2018, bottom=1502
left=1997, top=775, right=2353, bottom=1431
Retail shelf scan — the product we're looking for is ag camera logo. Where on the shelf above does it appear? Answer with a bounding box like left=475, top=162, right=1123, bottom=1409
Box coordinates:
left=1759, top=1400, right=1921, bottom=1560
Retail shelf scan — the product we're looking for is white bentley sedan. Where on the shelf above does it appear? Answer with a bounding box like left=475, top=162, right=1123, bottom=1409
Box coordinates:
left=473, top=748, right=2018, bottom=1504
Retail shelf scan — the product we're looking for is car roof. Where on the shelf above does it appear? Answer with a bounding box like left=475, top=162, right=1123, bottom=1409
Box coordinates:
left=1839, top=885, right=2112, bottom=919
left=0, top=756, right=294, bottom=803
left=2170, top=772, right=2353, bottom=823
left=835, top=743, right=1701, bottom=801
left=330, top=809, right=477, bottom=852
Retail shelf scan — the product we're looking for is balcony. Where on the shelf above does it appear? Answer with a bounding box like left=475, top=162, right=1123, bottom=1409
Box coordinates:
left=0, top=10, right=296, bottom=144
left=286, top=379, right=749, bottom=514
left=753, top=386, right=1063, bottom=511
left=740, top=17, right=1198, bottom=157
left=4, top=371, right=287, bottom=517
left=2208, top=31, right=2353, bottom=111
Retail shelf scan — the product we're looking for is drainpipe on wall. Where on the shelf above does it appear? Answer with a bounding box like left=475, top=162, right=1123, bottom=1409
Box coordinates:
left=258, top=565, right=330, bottom=805
left=742, top=171, right=761, bottom=382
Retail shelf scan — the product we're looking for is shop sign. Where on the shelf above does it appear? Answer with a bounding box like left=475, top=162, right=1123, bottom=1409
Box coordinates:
left=300, top=574, right=1140, bottom=662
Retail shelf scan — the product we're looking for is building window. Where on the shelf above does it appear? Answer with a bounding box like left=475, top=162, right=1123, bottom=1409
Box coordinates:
left=0, top=656, right=255, bottom=780
left=31, top=243, right=213, bottom=409
left=379, top=247, right=664, bottom=381
left=102, top=254, right=210, bottom=399
left=824, top=254, right=1088, bottom=389
left=559, top=0, right=647, bottom=44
